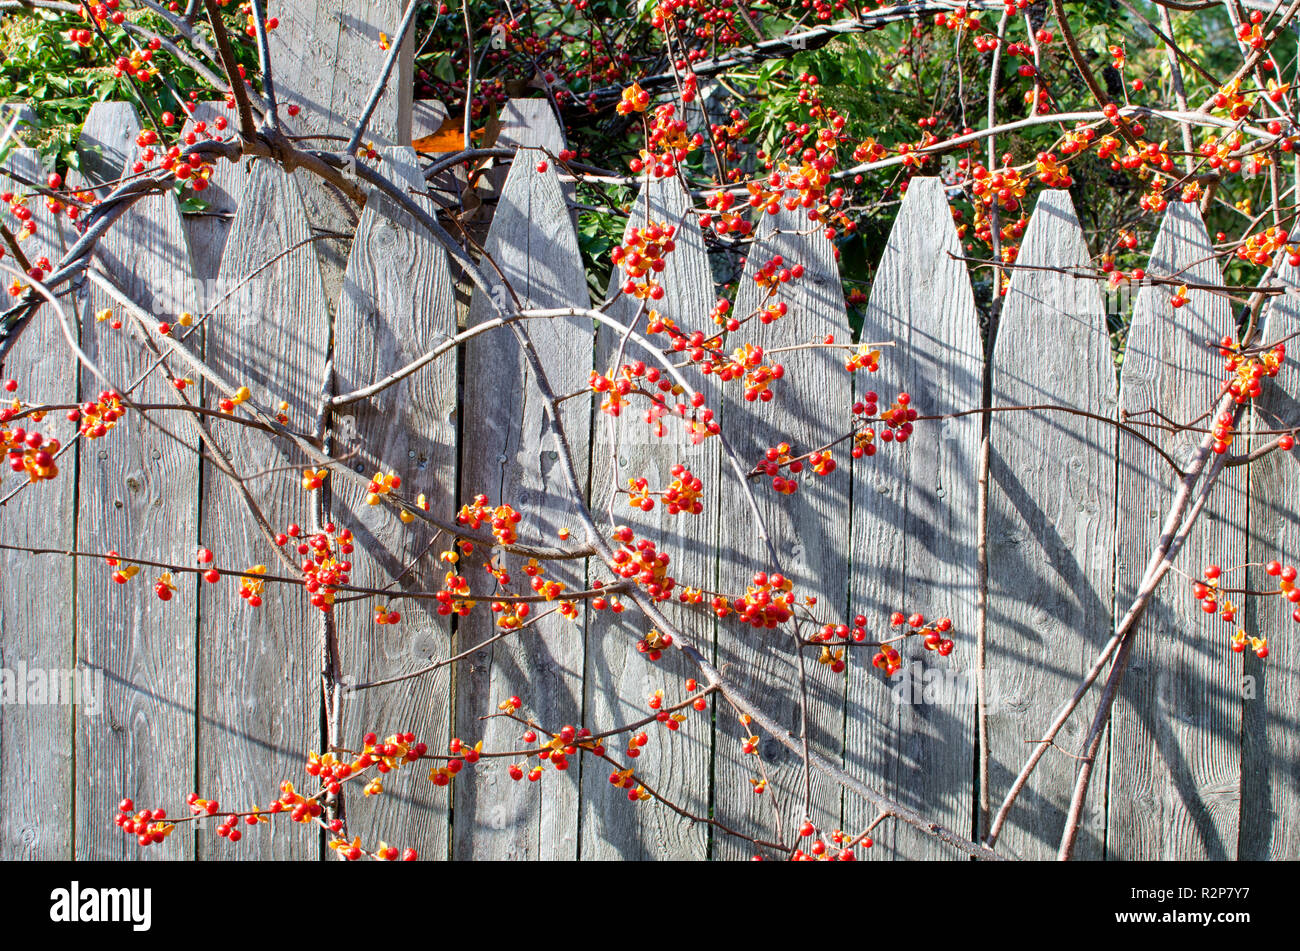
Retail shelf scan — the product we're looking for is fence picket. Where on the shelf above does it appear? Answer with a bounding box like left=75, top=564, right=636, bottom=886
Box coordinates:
left=712, top=202, right=853, bottom=858
left=198, top=160, right=330, bottom=860
left=582, top=174, right=715, bottom=859
left=0, top=136, right=75, bottom=860
left=1241, top=262, right=1300, bottom=859
left=986, top=189, right=1116, bottom=859
left=1110, top=200, right=1245, bottom=859
left=71, top=102, right=199, bottom=860
left=332, top=147, right=457, bottom=858
left=269, top=0, right=412, bottom=144
left=452, top=152, right=591, bottom=860
left=180, top=103, right=245, bottom=283
left=845, top=177, right=982, bottom=860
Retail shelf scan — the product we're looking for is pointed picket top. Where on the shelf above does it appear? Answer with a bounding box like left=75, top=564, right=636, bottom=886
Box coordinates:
left=1111, top=199, right=1244, bottom=859
left=180, top=103, right=245, bottom=281
left=986, top=188, right=1116, bottom=858
left=712, top=200, right=853, bottom=859
left=0, top=145, right=74, bottom=860
left=845, top=175, right=982, bottom=860
left=495, top=98, right=567, bottom=155
left=198, top=159, right=329, bottom=860
left=490, top=99, right=570, bottom=207
left=1241, top=259, right=1300, bottom=859
left=332, top=147, right=457, bottom=860
left=454, top=152, right=590, bottom=861
left=74, top=101, right=143, bottom=188
left=269, top=0, right=412, bottom=144
left=582, top=173, right=714, bottom=860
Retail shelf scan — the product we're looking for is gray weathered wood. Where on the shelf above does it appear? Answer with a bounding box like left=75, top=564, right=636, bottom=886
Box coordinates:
left=332, top=148, right=456, bottom=859
left=180, top=102, right=245, bottom=283
left=1241, top=261, right=1300, bottom=859
left=198, top=160, right=329, bottom=860
left=712, top=202, right=852, bottom=859
left=581, top=174, right=714, bottom=860
left=73, top=102, right=199, bottom=860
left=491, top=100, right=571, bottom=210
left=74, top=103, right=139, bottom=188
left=986, top=189, right=1116, bottom=859
left=845, top=177, right=982, bottom=860
left=268, top=1, right=412, bottom=322
left=269, top=0, right=412, bottom=145
left=1110, top=200, right=1244, bottom=859
left=0, top=139, right=75, bottom=860
left=452, top=151, right=590, bottom=861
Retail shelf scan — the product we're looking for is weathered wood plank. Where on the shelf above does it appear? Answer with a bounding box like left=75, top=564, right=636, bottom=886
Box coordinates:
left=72, top=102, right=199, bottom=860
left=1241, top=261, right=1300, bottom=859
left=712, top=202, right=852, bottom=859
left=491, top=100, right=571, bottom=210
left=180, top=102, right=245, bottom=283
left=269, top=0, right=412, bottom=144
left=331, top=147, right=456, bottom=859
left=1110, top=200, right=1244, bottom=859
left=986, top=189, right=1115, bottom=859
left=268, top=1, right=411, bottom=320
left=198, top=160, right=329, bottom=860
left=581, top=174, right=715, bottom=860
left=452, top=151, right=590, bottom=860
left=74, top=103, right=138, bottom=189
left=845, top=177, right=982, bottom=860
left=0, top=139, right=75, bottom=860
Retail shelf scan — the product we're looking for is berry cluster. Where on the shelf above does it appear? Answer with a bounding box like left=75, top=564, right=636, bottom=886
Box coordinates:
left=76, top=390, right=125, bottom=439
left=1, top=413, right=60, bottom=484
left=113, top=798, right=175, bottom=848
left=1219, top=339, right=1285, bottom=403
left=712, top=571, right=796, bottom=628
left=608, top=525, right=675, bottom=602
left=458, top=493, right=521, bottom=546
left=612, top=220, right=677, bottom=300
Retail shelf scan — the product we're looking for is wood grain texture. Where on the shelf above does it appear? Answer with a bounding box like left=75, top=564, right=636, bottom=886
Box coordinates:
left=712, top=202, right=852, bottom=859
left=1110, top=200, right=1244, bottom=860
left=452, top=152, right=590, bottom=860
left=1241, top=261, right=1300, bottom=860
left=331, top=148, right=456, bottom=859
left=74, top=102, right=137, bottom=186
left=180, top=103, right=245, bottom=283
left=268, top=0, right=412, bottom=144
left=844, top=177, right=981, bottom=860
left=198, top=160, right=329, bottom=860
left=0, top=140, right=75, bottom=860
left=267, top=1, right=410, bottom=318
left=491, top=100, right=571, bottom=209
left=986, top=190, right=1116, bottom=859
left=581, top=174, right=714, bottom=860
left=72, top=102, right=199, bottom=860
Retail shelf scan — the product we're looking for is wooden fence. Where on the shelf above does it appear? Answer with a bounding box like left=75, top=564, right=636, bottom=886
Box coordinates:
left=0, top=98, right=1297, bottom=861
